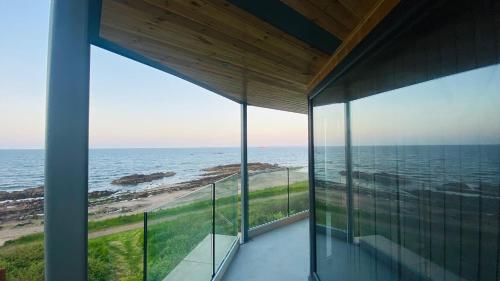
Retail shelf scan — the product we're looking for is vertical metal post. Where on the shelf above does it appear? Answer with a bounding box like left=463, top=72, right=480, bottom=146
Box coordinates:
left=143, top=212, right=148, bottom=281
left=287, top=167, right=290, bottom=216
left=212, top=182, right=216, bottom=277
left=308, top=99, right=317, bottom=276
left=45, top=1, right=90, bottom=280
left=240, top=103, right=249, bottom=243
left=345, top=102, right=354, bottom=243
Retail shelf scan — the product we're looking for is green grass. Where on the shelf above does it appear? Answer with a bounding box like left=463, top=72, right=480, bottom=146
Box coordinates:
left=0, top=239, right=44, bottom=281
left=147, top=210, right=214, bottom=281
left=0, top=181, right=309, bottom=281
left=88, top=229, right=144, bottom=281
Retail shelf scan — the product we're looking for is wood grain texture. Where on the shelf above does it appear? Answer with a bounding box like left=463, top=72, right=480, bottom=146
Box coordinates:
left=280, top=0, right=350, bottom=39
left=310, top=0, right=360, bottom=30
left=100, top=0, right=333, bottom=113
left=307, top=0, right=400, bottom=92
left=98, top=0, right=397, bottom=113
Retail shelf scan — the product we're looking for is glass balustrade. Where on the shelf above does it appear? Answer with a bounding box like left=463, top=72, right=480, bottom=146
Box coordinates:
left=249, top=167, right=309, bottom=229
left=145, top=184, right=213, bottom=281
left=144, top=174, right=239, bottom=281
left=288, top=168, right=309, bottom=215
left=214, top=174, right=239, bottom=273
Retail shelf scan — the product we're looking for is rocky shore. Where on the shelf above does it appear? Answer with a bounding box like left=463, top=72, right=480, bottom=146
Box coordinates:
left=0, top=162, right=282, bottom=230
left=111, top=171, right=176, bottom=185
left=0, top=187, right=44, bottom=201
left=201, top=162, right=279, bottom=176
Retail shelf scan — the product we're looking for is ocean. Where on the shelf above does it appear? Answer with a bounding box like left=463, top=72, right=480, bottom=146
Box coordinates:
left=1, top=145, right=499, bottom=193
left=0, top=147, right=307, bottom=192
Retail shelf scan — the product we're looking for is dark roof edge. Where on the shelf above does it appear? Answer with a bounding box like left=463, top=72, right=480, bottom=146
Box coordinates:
left=308, top=0, right=444, bottom=100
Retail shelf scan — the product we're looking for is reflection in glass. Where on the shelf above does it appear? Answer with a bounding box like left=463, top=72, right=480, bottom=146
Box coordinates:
left=313, top=103, right=347, bottom=280
left=312, top=63, right=500, bottom=281
left=289, top=168, right=310, bottom=215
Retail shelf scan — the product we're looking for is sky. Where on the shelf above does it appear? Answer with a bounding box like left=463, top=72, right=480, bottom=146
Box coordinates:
left=0, top=1, right=307, bottom=149
left=1, top=2, right=499, bottom=149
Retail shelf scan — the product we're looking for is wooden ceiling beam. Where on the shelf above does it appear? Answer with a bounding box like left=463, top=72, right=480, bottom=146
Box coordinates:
left=101, top=24, right=306, bottom=94
left=102, top=0, right=313, bottom=86
left=307, top=0, right=400, bottom=93
left=145, top=0, right=328, bottom=72
left=338, top=0, right=378, bottom=19
left=98, top=0, right=397, bottom=113
left=308, top=0, right=360, bottom=30
left=145, top=0, right=328, bottom=67
left=280, top=0, right=351, bottom=40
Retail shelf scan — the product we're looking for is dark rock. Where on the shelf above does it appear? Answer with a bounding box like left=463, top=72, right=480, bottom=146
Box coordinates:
left=202, top=162, right=280, bottom=177
left=0, top=186, right=44, bottom=201
left=0, top=186, right=118, bottom=203
left=111, top=172, right=176, bottom=186
left=89, top=190, right=117, bottom=199
left=0, top=198, right=44, bottom=223
left=176, top=175, right=230, bottom=190
left=15, top=221, right=33, bottom=228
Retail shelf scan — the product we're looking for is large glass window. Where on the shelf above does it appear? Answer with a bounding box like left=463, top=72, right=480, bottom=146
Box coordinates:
left=311, top=1, right=500, bottom=280
left=312, top=63, right=500, bottom=281
left=350, top=64, right=500, bottom=281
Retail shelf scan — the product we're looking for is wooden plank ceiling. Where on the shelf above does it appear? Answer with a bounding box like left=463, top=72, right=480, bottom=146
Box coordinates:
left=98, top=0, right=399, bottom=113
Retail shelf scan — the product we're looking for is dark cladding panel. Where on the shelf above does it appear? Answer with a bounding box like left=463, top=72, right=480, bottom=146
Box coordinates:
left=314, top=0, right=500, bottom=106
left=474, top=1, right=497, bottom=67
left=455, top=9, right=476, bottom=72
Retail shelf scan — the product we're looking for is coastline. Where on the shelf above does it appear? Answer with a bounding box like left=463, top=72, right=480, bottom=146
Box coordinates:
left=0, top=162, right=283, bottom=245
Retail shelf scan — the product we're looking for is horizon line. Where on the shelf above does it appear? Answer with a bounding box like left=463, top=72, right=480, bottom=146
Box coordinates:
left=0, top=145, right=307, bottom=150
left=2, top=143, right=500, bottom=150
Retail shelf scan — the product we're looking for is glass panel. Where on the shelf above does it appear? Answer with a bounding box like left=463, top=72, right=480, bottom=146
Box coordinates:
left=214, top=174, right=239, bottom=272
left=146, top=184, right=213, bottom=281
left=311, top=1, right=500, bottom=279
left=313, top=63, right=500, bottom=280
left=248, top=168, right=288, bottom=228
left=313, top=102, right=347, bottom=281
left=288, top=167, right=309, bottom=215
left=349, top=64, right=500, bottom=280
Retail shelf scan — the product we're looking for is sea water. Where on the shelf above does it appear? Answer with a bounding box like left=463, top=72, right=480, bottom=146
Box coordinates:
left=1, top=145, right=499, bottom=193
left=0, top=147, right=307, bottom=192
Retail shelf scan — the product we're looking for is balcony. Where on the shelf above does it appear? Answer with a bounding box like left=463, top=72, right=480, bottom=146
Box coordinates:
left=37, top=0, right=500, bottom=280
left=142, top=168, right=309, bottom=281
left=223, top=218, right=309, bottom=281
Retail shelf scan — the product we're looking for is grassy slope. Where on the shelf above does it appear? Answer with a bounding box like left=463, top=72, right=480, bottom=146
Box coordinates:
left=0, top=181, right=309, bottom=281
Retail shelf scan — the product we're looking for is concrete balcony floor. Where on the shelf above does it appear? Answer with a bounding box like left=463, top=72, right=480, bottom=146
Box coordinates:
left=222, top=219, right=309, bottom=281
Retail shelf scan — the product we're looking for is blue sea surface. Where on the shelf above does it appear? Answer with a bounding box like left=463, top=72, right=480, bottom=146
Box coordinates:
left=0, top=147, right=307, bottom=192
left=2, top=145, right=499, bottom=193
